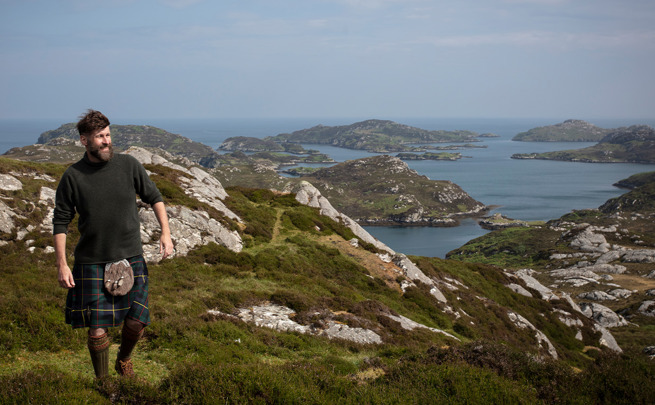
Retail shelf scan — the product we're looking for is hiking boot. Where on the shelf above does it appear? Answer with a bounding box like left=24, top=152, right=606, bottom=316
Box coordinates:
left=115, top=358, right=135, bottom=377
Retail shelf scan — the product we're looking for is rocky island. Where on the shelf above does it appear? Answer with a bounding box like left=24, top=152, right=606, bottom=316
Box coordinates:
left=267, top=119, right=481, bottom=153
left=301, top=155, right=487, bottom=226
left=512, top=119, right=611, bottom=142
left=395, top=152, right=463, bottom=161
left=511, top=125, right=655, bottom=163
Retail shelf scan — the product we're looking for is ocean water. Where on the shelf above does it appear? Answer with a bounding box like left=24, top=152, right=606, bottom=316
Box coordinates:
left=2, top=117, right=654, bottom=258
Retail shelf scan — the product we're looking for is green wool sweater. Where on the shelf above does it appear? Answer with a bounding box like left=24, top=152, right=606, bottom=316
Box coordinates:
left=53, top=153, right=163, bottom=264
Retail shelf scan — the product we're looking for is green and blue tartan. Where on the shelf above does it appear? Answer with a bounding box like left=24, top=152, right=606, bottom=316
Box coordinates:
left=65, top=255, right=150, bottom=329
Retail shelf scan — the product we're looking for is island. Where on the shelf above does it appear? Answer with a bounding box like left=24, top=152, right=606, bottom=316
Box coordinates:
left=301, top=155, right=487, bottom=226
left=266, top=119, right=481, bottom=153
left=512, top=119, right=610, bottom=142
left=395, top=152, right=463, bottom=161
left=511, top=125, right=655, bottom=164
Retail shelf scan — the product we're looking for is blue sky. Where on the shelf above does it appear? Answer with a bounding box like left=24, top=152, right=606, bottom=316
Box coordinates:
left=1, top=0, right=654, bottom=120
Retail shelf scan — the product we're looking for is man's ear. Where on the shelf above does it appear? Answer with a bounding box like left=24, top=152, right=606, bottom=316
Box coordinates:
left=80, top=135, right=88, bottom=146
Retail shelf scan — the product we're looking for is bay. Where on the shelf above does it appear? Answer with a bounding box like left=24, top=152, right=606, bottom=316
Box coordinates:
left=275, top=117, right=655, bottom=258
left=2, top=116, right=655, bottom=258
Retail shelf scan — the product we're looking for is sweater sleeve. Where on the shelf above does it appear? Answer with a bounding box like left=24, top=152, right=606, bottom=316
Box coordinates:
left=130, top=155, right=163, bottom=206
left=52, top=170, right=77, bottom=235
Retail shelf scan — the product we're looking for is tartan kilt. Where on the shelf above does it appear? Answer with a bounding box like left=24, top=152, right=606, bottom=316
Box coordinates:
left=65, top=255, right=150, bottom=329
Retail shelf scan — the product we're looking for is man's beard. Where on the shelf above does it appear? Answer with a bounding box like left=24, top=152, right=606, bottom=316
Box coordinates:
left=89, top=143, right=114, bottom=162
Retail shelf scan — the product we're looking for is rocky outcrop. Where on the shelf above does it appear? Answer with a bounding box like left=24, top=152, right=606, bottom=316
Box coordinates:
left=577, top=291, right=617, bottom=301
left=206, top=302, right=463, bottom=345
left=504, top=268, right=622, bottom=352
left=293, top=180, right=394, bottom=254
left=126, top=147, right=241, bottom=222
left=0, top=199, right=19, bottom=235
left=386, top=313, right=459, bottom=340
left=0, top=174, right=23, bottom=191
left=478, top=213, right=527, bottom=230
left=579, top=303, right=629, bottom=328
left=510, top=269, right=558, bottom=301
left=638, top=301, right=655, bottom=317
left=0, top=172, right=57, bottom=241
left=139, top=204, right=243, bottom=262
left=507, top=310, right=558, bottom=359
left=622, top=249, right=655, bottom=263
left=209, top=304, right=384, bottom=345
left=563, top=224, right=612, bottom=253
left=393, top=254, right=448, bottom=303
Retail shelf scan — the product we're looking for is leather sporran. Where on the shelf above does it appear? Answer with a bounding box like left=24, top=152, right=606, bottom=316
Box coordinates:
left=104, top=259, right=134, bottom=296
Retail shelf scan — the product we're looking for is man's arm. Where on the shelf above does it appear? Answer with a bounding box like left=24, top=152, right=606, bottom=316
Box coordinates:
left=152, top=201, right=174, bottom=259
left=54, top=233, right=75, bottom=288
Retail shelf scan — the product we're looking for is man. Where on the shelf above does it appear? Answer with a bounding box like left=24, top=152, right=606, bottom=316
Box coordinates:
left=53, top=109, right=174, bottom=378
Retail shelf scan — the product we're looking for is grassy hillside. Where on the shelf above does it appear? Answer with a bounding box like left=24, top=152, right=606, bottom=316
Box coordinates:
left=1, top=157, right=654, bottom=404
left=449, top=173, right=655, bottom=362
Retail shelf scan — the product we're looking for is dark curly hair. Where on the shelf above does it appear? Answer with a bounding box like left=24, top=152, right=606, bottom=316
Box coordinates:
left=76, top=109, right=110, bottom=137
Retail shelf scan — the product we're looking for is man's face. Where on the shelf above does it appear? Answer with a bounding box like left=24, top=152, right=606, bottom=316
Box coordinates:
left=82, top=126, right=113, bottom=162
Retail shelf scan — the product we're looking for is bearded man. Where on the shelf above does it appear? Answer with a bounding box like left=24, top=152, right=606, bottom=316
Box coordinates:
left=53, top=109, right=174, bottom=378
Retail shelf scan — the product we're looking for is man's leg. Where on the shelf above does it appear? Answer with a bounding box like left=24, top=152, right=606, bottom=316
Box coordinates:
left=87, top=327, right=110, bottom=378
left=115, top=318, right=145, bottom=377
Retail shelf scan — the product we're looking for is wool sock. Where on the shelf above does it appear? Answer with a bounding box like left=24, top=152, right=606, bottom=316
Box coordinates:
left=87, top=332, right=110, bottom=378
left=116, top=323, right=144, bottom=362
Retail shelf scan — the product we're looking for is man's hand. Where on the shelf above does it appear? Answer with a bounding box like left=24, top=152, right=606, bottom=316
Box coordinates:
left=153, top=201, right=174, bottom=260
left=160, top=233, right=174, bottom=259
left=58, top=265, right=76, bottom=289
left=54, top=232, right=74, bottom=288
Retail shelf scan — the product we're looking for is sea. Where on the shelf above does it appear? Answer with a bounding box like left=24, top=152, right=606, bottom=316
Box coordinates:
left=2, top=117, right=655, bottom=258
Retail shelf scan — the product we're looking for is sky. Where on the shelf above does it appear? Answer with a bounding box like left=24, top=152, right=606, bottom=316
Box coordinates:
left=1, top=0, right=654, bottom=120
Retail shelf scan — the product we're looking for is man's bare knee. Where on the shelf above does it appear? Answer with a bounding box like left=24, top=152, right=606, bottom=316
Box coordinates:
left=89, top=327, right=108, bottom=337
left=124, top=318, right=145, bottom=333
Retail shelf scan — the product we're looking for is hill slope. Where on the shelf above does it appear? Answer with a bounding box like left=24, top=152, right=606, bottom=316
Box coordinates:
left=2, top=152, right=654, bottom=403
left=449, top=171, right=655, bottom=358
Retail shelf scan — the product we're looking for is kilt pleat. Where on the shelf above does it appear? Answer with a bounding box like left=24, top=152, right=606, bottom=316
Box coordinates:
left=65, top=255, right=150, bottom=329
